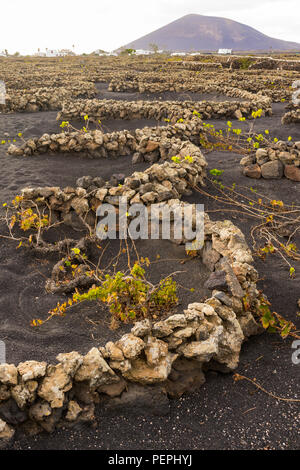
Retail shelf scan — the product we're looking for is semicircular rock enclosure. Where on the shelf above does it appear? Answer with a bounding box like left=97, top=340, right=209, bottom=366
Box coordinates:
left=0, top=54, right=299, bottom=444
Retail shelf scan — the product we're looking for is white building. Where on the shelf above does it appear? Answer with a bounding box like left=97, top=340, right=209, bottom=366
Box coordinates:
left=59, top=49, right=75, bottom=56
left=171, top=52, right=187, bottom=56
left=93, top=50, right=118, bottom=56
left=41, top=49, right=74, bottom=57
left=93, top=50, right=109, bottom=56
left=218, top=49, right=232, bottom=55
left=42, top=49, right=59, bottom=57
left=135, top=49, right=154, bottom=55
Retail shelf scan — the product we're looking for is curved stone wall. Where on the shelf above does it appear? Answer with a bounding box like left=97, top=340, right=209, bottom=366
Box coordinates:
left=0, top=202, right=263, bottom=443
left=241, top=142, right=300, bottom=181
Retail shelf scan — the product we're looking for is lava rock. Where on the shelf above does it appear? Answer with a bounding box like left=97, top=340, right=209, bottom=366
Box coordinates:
left=100, top=383, right=170, bottom=417
left=204, top=270, right=228, bottom=291
left=261, top=160, right=283, bottom=179
left=284, top=165, right=300, bottom=182
left=243, top=164, right=261, bottom=179
left=76, top=176, right=93, bottom=189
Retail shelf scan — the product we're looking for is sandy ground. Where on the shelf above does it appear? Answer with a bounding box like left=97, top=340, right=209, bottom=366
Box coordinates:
left=0, top=88, right=299, bottom=450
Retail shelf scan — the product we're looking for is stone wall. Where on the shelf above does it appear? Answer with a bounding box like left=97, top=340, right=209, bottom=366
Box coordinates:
left=19, top=143, right=206, bottom=218
left=282, top=107, right=300, bottom=125
left=107, top=70, right=294, bottom=103
left=0, top=84, right=97, bottom=113
left=7, top=117, right=209, bottom=158
left=241, top=142, right=300, bottom=181
left=108, top=77, right=272, bottom=104
left=229, top=56, right=300, bottom=72
left=0, top=201, right=263, bottom=444
left=8, top=128, right=137, bottom=158
left=0, top=55, right=296, bottom=100
left=175, top=54, right=300, bottom=71
left=181, top=61, right=223, bottom=71
left=57, top=95, right=272, bottom=123
left=0, top=60, right=120, bottom=90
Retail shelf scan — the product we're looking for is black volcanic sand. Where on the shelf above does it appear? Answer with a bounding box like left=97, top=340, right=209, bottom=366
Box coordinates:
left=0, top=149, right=151, bottom=205
left=0, top=140, right=211, bottom=364
left=1, top=98, right=300, bottom=450
left=95, top=82, right=247, bottom=103
left=0, top=111, right=166, bottom=142
left=0, top=225, right=211, bottom=365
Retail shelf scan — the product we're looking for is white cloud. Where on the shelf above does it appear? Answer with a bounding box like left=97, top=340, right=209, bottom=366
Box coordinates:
left=0, top=0, right=299, bottom=54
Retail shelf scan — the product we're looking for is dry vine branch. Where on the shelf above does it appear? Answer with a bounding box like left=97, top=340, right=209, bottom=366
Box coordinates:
left=234, top=373, right=300, bottom=403
left=192, top=177, right=300, bottom=273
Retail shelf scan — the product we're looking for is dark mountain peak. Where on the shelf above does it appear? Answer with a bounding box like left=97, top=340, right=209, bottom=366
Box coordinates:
left=120, top=14, right=300, bottom=52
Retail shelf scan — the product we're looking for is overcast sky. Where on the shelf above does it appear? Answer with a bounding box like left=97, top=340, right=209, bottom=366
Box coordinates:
left=1, top=0, right=299, bottom=54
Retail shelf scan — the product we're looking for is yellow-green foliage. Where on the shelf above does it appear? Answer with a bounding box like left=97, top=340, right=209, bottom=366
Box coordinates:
left=237, top=57, right=253, bottom=70
left=33, top=262, right=178, bottom=327
left=72, top=262, right=178, bottom=323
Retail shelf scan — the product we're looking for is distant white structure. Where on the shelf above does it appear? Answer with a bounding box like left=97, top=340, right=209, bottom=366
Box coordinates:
left=93, top=50, right=110, bottom=56
left=35, top=49, right=75, bottom=57
left=59, top=49, right=75, bottom=56
left=45, top=49, right=60, bottom=57
left=218, top=49, right=232, bottom=55
left=93, top=50, right=118, bottom=56
left=171, top=52, right=187, bottom=56
left=117, top=49, right=165, bottom=56
left=135, top=49, right=154, bottom=55
left=0, top=51, right=6, bottom=57
left=0, top=80, right=5, bottom=104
